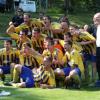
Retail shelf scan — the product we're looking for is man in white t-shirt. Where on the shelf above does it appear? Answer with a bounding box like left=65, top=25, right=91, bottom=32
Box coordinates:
left=93, top=12, right=100, bottom=87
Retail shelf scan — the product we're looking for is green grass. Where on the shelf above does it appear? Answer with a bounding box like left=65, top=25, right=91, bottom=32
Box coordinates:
left=0, top=87, right=100, bottom=100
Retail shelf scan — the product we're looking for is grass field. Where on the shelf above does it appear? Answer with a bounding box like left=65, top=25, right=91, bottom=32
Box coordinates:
left=0, top=86, right=100, bottom=100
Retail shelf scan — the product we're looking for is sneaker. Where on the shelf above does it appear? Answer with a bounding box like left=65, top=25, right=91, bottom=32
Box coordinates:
left=0, top=91, right=11, bottom=96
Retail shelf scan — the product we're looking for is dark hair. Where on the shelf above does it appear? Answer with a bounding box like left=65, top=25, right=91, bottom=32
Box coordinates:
left=4, top=40, right=12, bottom=45
left=70, top=24, right=79, bottom=29
left=64, top=32, right=72, bottom=38
left=59, top=15, right=70, bottom=26
left=66, top=41, right=73, bottom=47
left=43, top=15, right=52, bottom=23
left=33, top=27, right=40, bottom=33
left=21, top=28, right=28, bottom=35
left=23, top=42, right=31, bottom=48
left=24, top=13, right=31, bottom=18
left=17, top=8, right=23, bottom=12
left=47, top=37, right=54, bottom=46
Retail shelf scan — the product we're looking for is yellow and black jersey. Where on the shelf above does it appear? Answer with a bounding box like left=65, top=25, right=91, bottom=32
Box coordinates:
left=31, top=18, right=44, bottom=30
left=51, top=22, right=69, bottom=39
left=31, top=36, right=44, bottom=54
left=0, top=48, right=19, bottom=66
left=18, top=53, right=39, bottom=69
left=59, top=40, right=83, bottom=53
left=16, top=37, right=32, bottom=50
left=63, top=49, right=84, bottom=77
left=43, top=48, right=63, bottom=69
left=79, top=32, right=96, bottom=54
left=44, top=67, right=56, bottom=86
left=33, top=65, right=49, bottom=83
left=15, top=24, right=29, bottom=34
left=43, top=48, right=63, bottom=62
left=33, top=65, right=56, bottom=87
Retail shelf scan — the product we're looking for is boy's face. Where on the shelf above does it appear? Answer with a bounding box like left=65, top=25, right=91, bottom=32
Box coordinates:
left=64, top=35, right=71, bottom=42
left=19, top=31, right=26, bottom=40
left=43, top=57, right=51, bottom=67
left=32, top=31, right=40, bottom=38
left=4, top=41, right=11, bottom=50
left=64, top=42, right=71, bottom=52
left=21, top=44, right=30, bottom=56
left=24, top=15, right=30, bottom=23
left=43, top=17, right=50, bottom=24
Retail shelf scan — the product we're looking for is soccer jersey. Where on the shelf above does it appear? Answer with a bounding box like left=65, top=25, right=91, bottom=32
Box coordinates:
left=44, top=68, right=56, bottom=87
left=31, top=35, right=44, bottom=53
left=79, top=32, right=96, bottom=54
left=51, top=22, right=69, bottom=39
left=42, top=48, right=63, bottom=69
left=18, top=52, right=39, bottom=69
left=59, top=40, right=83, bottom=53
left=63, top=49, right=84, bottom=76
left=43, top=48, right=63, bottom=63
left=0, top=48, right=19, bottom=66
left=33, top=65, right=49, bottom=84
left=14, top=20, right=34, bottom=38
left=16, top=37, right=32, bottom=50
left=31, top=18, right=44, bottom=30
left=7, top=32, right=32, bottom=50
left=73, top=32, right=96, bottom=54
left=15, top=24, right=29, bottom=34
left=33, top=65, right=56, bottom=87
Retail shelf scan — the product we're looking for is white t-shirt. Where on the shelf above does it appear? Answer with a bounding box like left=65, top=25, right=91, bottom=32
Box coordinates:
left=96, top=25, right=100, bottom=47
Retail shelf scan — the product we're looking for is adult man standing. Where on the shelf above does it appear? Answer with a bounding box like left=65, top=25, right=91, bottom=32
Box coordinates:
left=93, top=12, right=100, bottom=87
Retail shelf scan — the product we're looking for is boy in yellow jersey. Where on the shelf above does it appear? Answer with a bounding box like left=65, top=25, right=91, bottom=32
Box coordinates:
left=42, top=37, right=64, bottom=69
left=64, top=41, right=84, bottom=88
left=69, top=25, right=96, bottom=83
left=7, top=28, right=32, bottom=50
left=10, top=64, right=34, bottom=88
left=31, top=27, right=44, bottom=54
left=42, top=15, right=53, bottom=37
left=7, top=13, right=34, bottom=39
left=39, top=56, right=56, bottom=89
left=10, top=42, right=40, bottom=84
left=55, top=41, right=84, bottom=88
left=0, top=40, right=19, bottom=81
left=17, top=29, right=32, bottom=50
left=64, top=32, right=83, bottom=53
left=78, top=31, right=96, bottom=82
left=54, top=32, right=83, bottom=87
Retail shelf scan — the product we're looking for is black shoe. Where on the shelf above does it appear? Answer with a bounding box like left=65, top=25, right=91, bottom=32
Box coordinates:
left=3, top=82, right=13, bottom=86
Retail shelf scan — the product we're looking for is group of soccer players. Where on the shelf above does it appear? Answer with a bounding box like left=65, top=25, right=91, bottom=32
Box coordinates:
left=0, top=9, right=96, bottom=89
